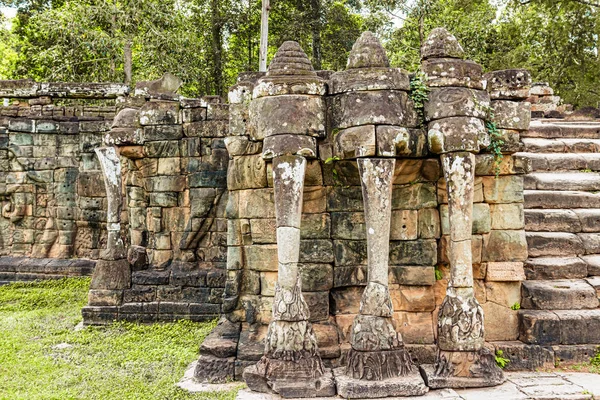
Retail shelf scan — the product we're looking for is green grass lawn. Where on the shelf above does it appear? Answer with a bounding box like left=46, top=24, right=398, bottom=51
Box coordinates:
left=0, top=278, right=240, bottom=400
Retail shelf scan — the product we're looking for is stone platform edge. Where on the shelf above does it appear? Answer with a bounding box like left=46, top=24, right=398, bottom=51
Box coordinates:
left=0, top=256, right=95, bottom=284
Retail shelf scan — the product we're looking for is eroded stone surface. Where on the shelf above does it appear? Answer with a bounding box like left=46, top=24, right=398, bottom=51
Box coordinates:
left=427, top=117, right=486, bottom=154
left=424, top=88, right=490, bottom=122
left=421, top=28, right=465, bottom=60
left=420, top=348, right=504, bottom=389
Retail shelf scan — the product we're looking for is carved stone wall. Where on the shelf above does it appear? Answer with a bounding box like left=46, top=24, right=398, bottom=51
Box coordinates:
left=0, top=81, right=126, bottom=283
left=0, top=59, right=530, bottom=383
left=200, top=58, right=530, bottom=382
left=84, top=91, right=230, bottom=324
left=0, top=79, right=228, bottom=324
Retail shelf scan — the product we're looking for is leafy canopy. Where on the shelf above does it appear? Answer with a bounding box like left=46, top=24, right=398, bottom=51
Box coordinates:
left=0, top=0, right=598, bottom=106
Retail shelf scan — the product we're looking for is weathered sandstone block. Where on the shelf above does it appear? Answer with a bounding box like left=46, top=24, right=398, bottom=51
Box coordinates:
left=248, top=95, right=325, bottom=140
left=424, top=88, right=489, bottom=121
left=427, top=116, right=486, bottom=154
left=331, top=90, right=418, bottom=129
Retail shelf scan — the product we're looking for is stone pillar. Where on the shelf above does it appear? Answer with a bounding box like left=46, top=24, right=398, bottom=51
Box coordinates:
left=242, top=41, right=335, bottom=398
left=329, top=32, right=427, bottom=398
left=87, top=146, right=130, bottom=307
left=418, top=28, right=504, bottom=388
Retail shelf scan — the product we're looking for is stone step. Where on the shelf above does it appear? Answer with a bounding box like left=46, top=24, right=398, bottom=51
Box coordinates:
left=586, top=276, right=600, bottom=299
left=524, top=172, right=600, bottom=191
left=519, top=309, right=600, bottom=345
left=521, top=279, right=599, bottom=310
left=492, top=341, right=600, bottom=370
left=518, top=152, right=600, bottom=172
left=525, top=190, right=600, bottom=209
left=524, top=257, right=589, bottom=280
left=526, top=232, right=585, bottom=257
left=525, top=209, right=580, bottom=232
left=525, top=209, right=600, bottom=233
left=522, top=138, right=600, bottom=153
left=523, top=121, right=600, bottom=139
left=581, top=255, right=600, bottom=275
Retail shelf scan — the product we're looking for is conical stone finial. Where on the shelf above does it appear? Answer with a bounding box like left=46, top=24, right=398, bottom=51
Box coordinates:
left=421, top=27, right=465, bottom=60
left=267, top=41, right=316, bottom=77
left=347, top=31, right=389, bottom=69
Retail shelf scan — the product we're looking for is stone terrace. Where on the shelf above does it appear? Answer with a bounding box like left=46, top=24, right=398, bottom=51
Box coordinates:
left=515, top=118, right=600, bottom=361
left=1, top=70, right=600, bottom=386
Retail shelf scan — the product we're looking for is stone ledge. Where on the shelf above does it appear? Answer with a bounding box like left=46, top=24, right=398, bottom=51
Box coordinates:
left=82, top=302, right=221, bottom=325
left=0, top=80, right=129, bottom=99
left=0, top=257, right=95, bottom=284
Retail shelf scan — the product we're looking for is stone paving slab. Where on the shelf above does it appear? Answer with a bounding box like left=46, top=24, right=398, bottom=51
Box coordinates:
left=218, top=372, right=600, bottom=399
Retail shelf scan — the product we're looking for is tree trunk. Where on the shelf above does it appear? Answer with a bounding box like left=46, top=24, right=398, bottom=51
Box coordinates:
left=124, top=39, right=132, bottom=85
left=110, top=1, right=116, bottom=77
left=211, top=0, right=223, bottom=96
left=418, top=0, right=431, bottom=59
left=310, top=0, right=322, bottom=70
left=259, top=0, right=270, bottom=72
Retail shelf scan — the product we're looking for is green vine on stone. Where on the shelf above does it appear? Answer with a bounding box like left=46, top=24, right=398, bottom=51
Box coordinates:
left=590, top=346, right=600, bottom=367
left=487, top=119, right=504, bottom=178
left=471, top=90, right=504, bottom=177
left=409, top=71, right=429, bottom=129
left=495, top=350, right=510, bottom=369
left=324, top=156, right=345, bottom=187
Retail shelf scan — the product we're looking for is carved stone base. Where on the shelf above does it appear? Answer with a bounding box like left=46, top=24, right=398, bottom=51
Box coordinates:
left=334, top=367, right=428, bottom=399
left=265, top=320, right=319, bottom=360
left=346, top=347, right=413, bottom=381
left=437, top=288, right=484, bottom=352
left=243, top=356, right=336, bottom=398
left=419, top=348, right=505, bottom=389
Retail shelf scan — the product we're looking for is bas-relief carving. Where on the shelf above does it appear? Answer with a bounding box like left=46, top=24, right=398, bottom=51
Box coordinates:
left=0, top=144, right=68, bottom=257
left=419, top=27, right=504, bottom=389
left=437, top=290, right=485, bottom=352
left=272, top=278, right=310, bottom=322
left=243, top=41, right=334, bottom=398
left=324, top=32, right=428, bottom=398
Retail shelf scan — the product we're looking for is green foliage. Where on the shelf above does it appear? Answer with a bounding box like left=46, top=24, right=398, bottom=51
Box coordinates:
left=510, top=302, right=520, bottom=311
left=324, top=156, right=347, bottom=187
left=0, top=278, right=238, bottom=399
left=495, top=349, right=510, bottom=369
left=434, top=266, right=443, bottom=281
left=2, top=0, right=600, bottom=106
left=591, top=347, right=600, bottom=368
left=382, top=0, right=497, bottom=72
left=0, top=14, right=17, bottom=79
left=409, top=70, right=429, bottom=128
left=373, top=0, right=600, bottom=107
left=487, top=120, right=504, bottom=178
left=490, top=1, right=600, bottom=107
left=471, top=90, right=503, bottom=178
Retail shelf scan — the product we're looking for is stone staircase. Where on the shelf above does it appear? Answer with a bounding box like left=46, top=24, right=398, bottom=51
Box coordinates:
left=516, top=119, right=600, bottom=360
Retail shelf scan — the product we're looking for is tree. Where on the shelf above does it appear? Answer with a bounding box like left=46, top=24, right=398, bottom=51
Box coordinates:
left=491, top=0, right=600, bottom=107
left=2, top=0, right=597, bottom=105
left=0, top=14, right=17, bottom=79
left=372, top=0, right=497, bottom=72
